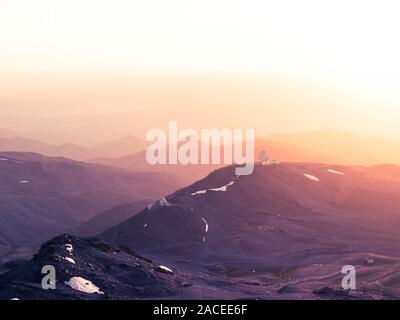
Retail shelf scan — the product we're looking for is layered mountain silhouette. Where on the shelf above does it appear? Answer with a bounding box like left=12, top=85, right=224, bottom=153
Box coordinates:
left=92, top=150, right=222, bottom=186
left=0, top=128, right=150, bottom=161
left=91, top=131, right=400, bottom=187
left=90, top=139, right=332, bottom=186
left=0, top=128, right=18, bottom=139
left=93, top=135, right=148, bottom=158
left=3, top=128, right=400, bottom=299
left=0, top=136, right=101, bottom=161
left=3, top=128, right=400, bottom=181
left=0, top=152, right=178, bottom=261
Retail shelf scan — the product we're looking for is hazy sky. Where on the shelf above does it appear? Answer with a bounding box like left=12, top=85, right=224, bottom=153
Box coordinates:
left=1, top=0, right=399, bottom=144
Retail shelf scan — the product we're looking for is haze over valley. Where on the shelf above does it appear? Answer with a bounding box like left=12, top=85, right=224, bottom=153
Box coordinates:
left=1, top=0, right=400, bottom=301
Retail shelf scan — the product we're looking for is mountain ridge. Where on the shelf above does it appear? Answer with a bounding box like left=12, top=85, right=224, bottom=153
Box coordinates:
left=0, top=152, right=179, bottom=261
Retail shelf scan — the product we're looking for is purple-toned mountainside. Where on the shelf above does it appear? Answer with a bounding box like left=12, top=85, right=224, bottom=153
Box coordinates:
left=0, top=152, right=179, bottom=261
left=75, top=200, right=152, bottom=236
left=91, top=150, right=222, bottom=187
left=3, top=163, right=400, bottom=299
left=101, top=162, right=400, bottom=262
left=97, top=162, right=400, bottom=299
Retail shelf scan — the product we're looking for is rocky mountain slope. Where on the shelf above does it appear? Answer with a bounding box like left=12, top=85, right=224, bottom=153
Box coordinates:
left=0, top=235, right=184, bottom=300
left=0, top=152, right=178, bottom=261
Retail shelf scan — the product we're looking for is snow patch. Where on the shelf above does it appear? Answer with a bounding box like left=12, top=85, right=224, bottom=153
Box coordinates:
left=0, top=158, right=21, bottom=164
left=327, top=169, right=344, bottom=175
left=158, top=265, right=173, bottom=273
left=202, top=218, right=209, bottom=233
left=262, top=160, right=280, bottom=166
left=65, top=277, right=104, bottom=295
left=19, top=180, right=29, bottom=184
left=191, top=190, right=207, bottom=196
left=147, top=197, right=171, bottom=210
left=159, top=197, right=170, bottom=207
left=64, top=244, right=73, bottom=254
left=192, top=181, right=235, bottom=196
left=64, top=257, right=76, bottom=264
left=144, top=224, right=148, bottom=228
left=201, top=217, right=209, bottom=242
left=210, top=181, right=235, bottom=192
left=304, top=174, right=319, bottom=182
left=10, top=298, right=20, bottom=300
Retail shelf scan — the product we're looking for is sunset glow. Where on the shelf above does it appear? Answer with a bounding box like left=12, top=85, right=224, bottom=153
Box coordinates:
left=3, top=1, right=400, bottom=304
left=0, top=0, right=399, bottom=144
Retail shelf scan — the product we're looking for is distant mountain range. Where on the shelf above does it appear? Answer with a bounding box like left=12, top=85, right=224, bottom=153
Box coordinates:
left=0, top=152, right=179, bottom=262
left=90, top=131, right=400, bottom=186
left=2, top=127, right=400, bottom=175
left=0, top=129, right=148, bottom=161
left=0, top=128, right=18, bottom=139
left=0, top=136, right=101, bottom=161
left=265, top=130, right=400, bottom=165
left=93, top=135, right=148, bottom=158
